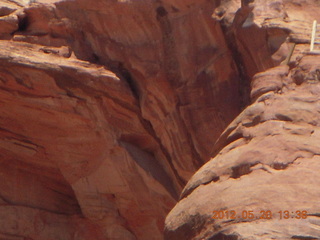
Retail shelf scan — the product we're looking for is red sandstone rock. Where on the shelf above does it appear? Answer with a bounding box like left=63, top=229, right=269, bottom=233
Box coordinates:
left=0, top=0, right=241, bottom=239
left=165, top=1, right=320, bottom=239
left=165, top=56, right=320, bottom=239
left=1, top=0, right=320, bottom=239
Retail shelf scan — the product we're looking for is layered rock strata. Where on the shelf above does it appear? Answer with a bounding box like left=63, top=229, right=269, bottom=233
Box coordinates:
left=165, top=53, right=320, bottom=240
left=0, top=0, right=242, bottom=239
left=165, top=0, right=320, bottom=239
left=1, top=0, right=320, bottom=239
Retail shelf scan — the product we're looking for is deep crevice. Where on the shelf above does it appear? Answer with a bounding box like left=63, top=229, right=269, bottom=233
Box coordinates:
left=119, top=140, right=180, bottom=200
left=17, top=14, right=29, bottom=32
left=117, top=63, right=140, bottom=99
left=109, top=61, right=187, bottom=188
left=219, top=17, right=251, bottom=110
left=155, top=2, right=205, bottom=168
left=138, top=117, right=187, bottom=188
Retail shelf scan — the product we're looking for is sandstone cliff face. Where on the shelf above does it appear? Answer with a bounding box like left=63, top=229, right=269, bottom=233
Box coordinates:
left=165, top=57, right=320, bottom=240
left=0, top=0, right=242, bottom=239
left=165, top=1, right=320, bottom=239
left=0, top=0, right=319, bottom=239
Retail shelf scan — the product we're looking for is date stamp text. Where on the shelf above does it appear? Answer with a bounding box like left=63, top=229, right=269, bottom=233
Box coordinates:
left=212, top=210, right=308, bottom=220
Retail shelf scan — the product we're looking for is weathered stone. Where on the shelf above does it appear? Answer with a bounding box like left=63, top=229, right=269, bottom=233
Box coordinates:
left=165, top=55, right=320, bottom=240
left=1, top=0, right=320, bottom=239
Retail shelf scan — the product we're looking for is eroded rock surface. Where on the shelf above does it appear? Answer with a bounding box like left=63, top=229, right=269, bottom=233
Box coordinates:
left=0, top=0, right=242, bottom=239
left=165, top=1, right=320, bottom=239
left=165, top=51, right=320, bottom=240
left=1, top=0, right=320, bottom=239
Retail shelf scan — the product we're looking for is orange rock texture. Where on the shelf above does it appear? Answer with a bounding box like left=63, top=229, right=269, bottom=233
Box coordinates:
left=0, top=0, right=319, bottom=239
left=165, top=1, right=320, bottom=239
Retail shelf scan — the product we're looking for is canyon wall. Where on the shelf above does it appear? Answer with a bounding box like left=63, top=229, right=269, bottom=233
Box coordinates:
left=0, top=0, right=319, bottom=239
left=165, top=0, right=320, bottom=239
left=0, top=0, right=241, bottom=239
left=165, top=55, right=320, bottom=240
